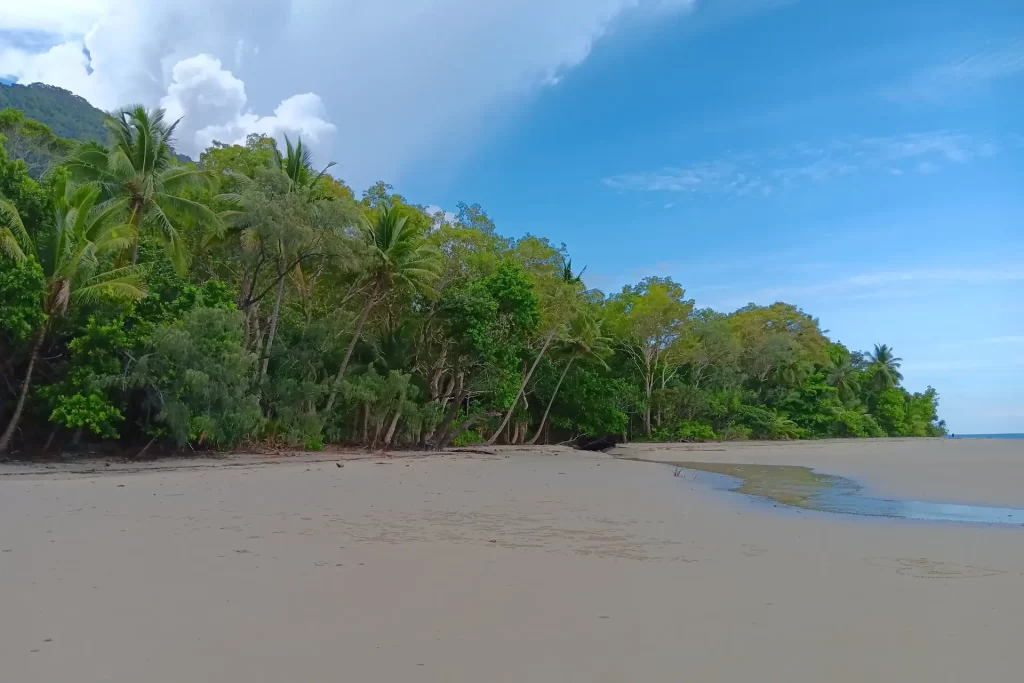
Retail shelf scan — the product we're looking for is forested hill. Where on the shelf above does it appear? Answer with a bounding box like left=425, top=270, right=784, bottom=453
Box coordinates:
left=0, top=105, right=947, bottom=457
left=0, top=83, right=109, bottom=143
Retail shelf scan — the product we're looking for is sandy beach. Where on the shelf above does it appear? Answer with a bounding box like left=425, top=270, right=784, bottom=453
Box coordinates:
left=2, top=439, right=1022, bottom=682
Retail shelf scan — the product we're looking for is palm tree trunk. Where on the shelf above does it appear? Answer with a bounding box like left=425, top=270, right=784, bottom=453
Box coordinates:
left=324, top=283, right=379, bottom=414
left=128, top=201, right=143, bottom=266
left=527, top=355, right=574, bottom=445
left=0, top=328, right=45, bottom=454
left=384, top=410, right=402, bottom=447
left=260, top=260, right=287, bottom=379
left=362, top=403, right=371, bottom=444
left=487, top=328, right=556, bottom=445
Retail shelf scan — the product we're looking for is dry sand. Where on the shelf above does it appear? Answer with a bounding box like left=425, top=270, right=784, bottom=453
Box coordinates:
left=2, top=439, right=1022, bottom=682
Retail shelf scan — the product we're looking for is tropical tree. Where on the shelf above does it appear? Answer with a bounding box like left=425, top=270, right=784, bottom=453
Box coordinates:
left=606, top=277, right=694, bottom=436
left=65, top=106, right=220, bottom=271
left=826, top=345, right=860, bottom=402
left=275, top=135, right=336, bottom=196
left=527, top=313, right=611, bottom=444
left=1, top=197, right=30, bottom=262
left=487, top=255, right=585, bottom=444
left=323, top=206, right=439, bottom=413
left=0, top=178, right=147, bottom=452
left=867, top=343, right=903, bottom=390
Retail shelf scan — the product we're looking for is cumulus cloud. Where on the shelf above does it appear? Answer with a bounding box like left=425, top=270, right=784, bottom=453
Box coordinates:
left=157, top=54, right=335, bottom=159
left=0, top=0, right=708, bottom=187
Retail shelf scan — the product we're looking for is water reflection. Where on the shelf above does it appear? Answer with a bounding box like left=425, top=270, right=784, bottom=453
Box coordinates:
left=673, top=462, right=1024, bottom=526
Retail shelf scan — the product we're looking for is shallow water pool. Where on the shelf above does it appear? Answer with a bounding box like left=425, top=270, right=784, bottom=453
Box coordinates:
left=672, top=462, right=1024, bottom=526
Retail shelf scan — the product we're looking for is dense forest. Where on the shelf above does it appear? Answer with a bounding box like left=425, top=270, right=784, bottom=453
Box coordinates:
left=0, top=105, right=946, bottom=457
left=0, top=84, right=109, bottom=146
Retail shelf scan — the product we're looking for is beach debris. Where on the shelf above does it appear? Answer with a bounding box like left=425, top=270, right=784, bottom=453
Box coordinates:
left=336, top=462, right=344, bottom=468
left=673, top=467, right=683, bottom=477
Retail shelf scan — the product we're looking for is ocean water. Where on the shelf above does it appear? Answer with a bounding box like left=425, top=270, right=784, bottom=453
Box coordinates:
left=952, top=434, right=1024, bottom=439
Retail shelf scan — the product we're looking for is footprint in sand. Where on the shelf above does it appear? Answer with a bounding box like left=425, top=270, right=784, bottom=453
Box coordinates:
left=866, top=556, right=1006, bottom=579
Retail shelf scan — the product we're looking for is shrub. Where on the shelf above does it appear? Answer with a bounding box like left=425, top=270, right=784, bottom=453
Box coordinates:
left=675, top=420, right=717, bottom=441
left=127, top=308, right=263, bottom=448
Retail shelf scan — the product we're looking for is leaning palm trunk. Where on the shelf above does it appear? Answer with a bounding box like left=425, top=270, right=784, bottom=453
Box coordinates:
left=0, top=328, right=45, bottom=454
left=384, top=411, right=402, bottom=447
left=324, top=283, right=379, bottom=414
left=487, top=328, right=556, bottom=445
left=527, top=355, right=574, bottom=445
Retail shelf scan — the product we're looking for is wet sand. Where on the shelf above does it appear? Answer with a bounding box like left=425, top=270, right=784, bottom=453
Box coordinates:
left=2, top=440, right=1022, bottom=682
left=620, top=437, right=1024, bottom=506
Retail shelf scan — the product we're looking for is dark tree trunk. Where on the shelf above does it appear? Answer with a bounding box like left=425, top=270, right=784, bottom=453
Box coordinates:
left=0, top=328, right=45, bottom=454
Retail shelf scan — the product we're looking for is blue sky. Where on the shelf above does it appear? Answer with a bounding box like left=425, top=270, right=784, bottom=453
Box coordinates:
left=2, top=0, right=1021, bottom=433
left=400, top=0, right=1024, bottom=434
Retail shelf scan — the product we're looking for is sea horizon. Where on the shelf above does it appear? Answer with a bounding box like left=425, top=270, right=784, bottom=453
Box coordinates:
left=952, top=433, right=1024, bottom=440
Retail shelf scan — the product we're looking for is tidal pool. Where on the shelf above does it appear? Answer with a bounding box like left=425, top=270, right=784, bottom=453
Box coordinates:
left=672, top=462, right=1024, bottom=526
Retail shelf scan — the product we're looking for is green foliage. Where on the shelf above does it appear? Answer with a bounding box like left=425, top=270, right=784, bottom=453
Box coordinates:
left=127, top=308, right=263, bottom=448
left=875, top=387, right=907, bottom=437
left=0, top=108, right=74, bottom=178
left=453, top=429, right=485, bottom=447
left=0, top=84, right=108, bottom=144
left=48, top=392, right=123, bottom=438
left=66, top=106, right=219, bottom=271
left=0, top=101, right=947, bottom=453
left=0, top=257, right=46, bottom=340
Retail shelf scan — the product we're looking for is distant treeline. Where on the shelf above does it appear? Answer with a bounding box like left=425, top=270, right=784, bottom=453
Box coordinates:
left=0, top=105, right=945, bottom=456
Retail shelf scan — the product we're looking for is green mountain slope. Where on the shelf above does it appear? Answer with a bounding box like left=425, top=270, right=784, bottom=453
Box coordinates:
left=0, top=83, right=109, bottom=143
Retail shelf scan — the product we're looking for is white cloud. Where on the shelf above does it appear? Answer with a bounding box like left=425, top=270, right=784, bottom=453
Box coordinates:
left=158, top=55, right=335, bottom=159
left=0, top=1, right=112, bottom=35
left=603, top=132, right=1001, bottom=195
left=424, top=204, right=459, bottom=228
left=0, top=0, right=710, bottom=186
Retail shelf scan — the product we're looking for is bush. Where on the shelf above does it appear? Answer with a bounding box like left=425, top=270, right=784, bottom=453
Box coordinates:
left=719, top=425, right=752, bottom=441
left=453, top=429, right=485, bottom=447
left=675, top=421, right=717, bottom=441
left=127, top=308, right=263, bottom=448
left=0, top=256, right=46, bottom=342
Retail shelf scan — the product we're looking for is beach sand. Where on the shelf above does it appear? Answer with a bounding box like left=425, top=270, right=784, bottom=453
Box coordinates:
left=2, top=439, right=1022, bottom=682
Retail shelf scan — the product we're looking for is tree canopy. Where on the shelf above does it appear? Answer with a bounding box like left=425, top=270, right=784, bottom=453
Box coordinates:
left=0, top=107, right=946, bottom=456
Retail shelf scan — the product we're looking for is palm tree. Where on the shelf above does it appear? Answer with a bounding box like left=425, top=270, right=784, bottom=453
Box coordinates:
left=487, top=259, right=587, bottom=445
left=867, top=343, right=903, bottom=390
left=827, top=356, right=859, bottom=402
left=276, top=135, right=336, bottom=196
left=66, top=105, right=220, bottom=272
left=0, top=179, right=147, bottom=453
left=1, top=198, right=31, bottom=262
left=527, top=314, right=611, bottom=444
left=323, top=206, right=439, bottom=413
